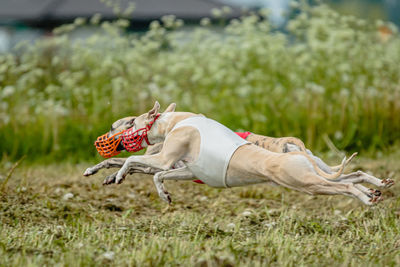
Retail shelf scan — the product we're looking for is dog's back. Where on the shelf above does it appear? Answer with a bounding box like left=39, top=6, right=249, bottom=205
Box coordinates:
left=246, top=134, right=306, bottom=153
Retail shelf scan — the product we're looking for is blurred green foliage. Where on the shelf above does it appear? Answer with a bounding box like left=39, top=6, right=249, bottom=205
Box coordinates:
left=1, top=4, right=400, bottom=162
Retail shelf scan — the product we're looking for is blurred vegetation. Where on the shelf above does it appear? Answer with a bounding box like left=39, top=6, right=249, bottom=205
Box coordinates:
left=328, top=0, right=386, bottom=21
left=1, top=3, right=400, bottom=162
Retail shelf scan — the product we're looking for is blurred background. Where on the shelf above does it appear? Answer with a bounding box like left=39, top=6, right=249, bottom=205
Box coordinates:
left=0, top=0, right=400, bottom=162
left=1, top=0, right=399, bottom=51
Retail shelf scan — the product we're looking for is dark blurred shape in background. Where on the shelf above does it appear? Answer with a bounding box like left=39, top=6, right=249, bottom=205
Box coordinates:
left=0, top=0, right=242, bottom=52
left=0, top=0, right=399, bottom=52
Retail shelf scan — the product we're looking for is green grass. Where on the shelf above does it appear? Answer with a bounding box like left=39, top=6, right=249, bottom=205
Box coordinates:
left=1, top=151, right=399, bottom=266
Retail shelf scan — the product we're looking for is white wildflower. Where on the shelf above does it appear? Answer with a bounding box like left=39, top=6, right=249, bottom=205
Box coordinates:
left=334, top=210, right=342, bottom=215
left=242, top=210, right=252, bottom=217
left=334, top=131, right=343, bottom=140
left=175, top=19, right=184, bottom=28
left=211, top=8, right=222, bottom=18
left=63, top=193, right=74, bottom=200
left=127, top=193, right=136, bottom=199
left=90, top=13, right=102, bottom=25
left=2, top=86, right=15, bottom=97
left=150, top=21, right=160, bottom=30
left=264, top=222, right=276, bottom=228
left=199, top=196, right=208, bottom=202
left=103, top=251, right=115, bottom=260
left=74, top=17, right=86, bottom=26
left=226, top=223, right=235, bottom=230
left=222, top=6, right=232, bottom=14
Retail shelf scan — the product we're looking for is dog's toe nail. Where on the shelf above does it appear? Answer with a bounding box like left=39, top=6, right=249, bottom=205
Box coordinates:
left=382, top=179, right=394, bottom=188
left=369, top=195, right=383, bottom=204
left=368, top=188, right=382, bottom=196
left=117, top=176, right=125, bottom=184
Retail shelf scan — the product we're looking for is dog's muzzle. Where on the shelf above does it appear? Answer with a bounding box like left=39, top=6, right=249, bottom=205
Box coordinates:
left=121, top=114, right=160, bottom=153
left=94, top=131, right=123, bottom=158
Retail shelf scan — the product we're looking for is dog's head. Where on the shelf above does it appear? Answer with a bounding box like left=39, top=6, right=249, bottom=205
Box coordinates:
left=107, top=101, right=176, bottom=151
left=95, top=101, right=175, bottom=157
left=108, top=102, right=176, bottom=137
left=108, top=116, right=137, bottom=138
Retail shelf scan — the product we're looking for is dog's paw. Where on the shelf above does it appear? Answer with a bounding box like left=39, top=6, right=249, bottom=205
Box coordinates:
left=158, top=190, right=172, bottom=204
left=103, top=174, right=117, bottom=185
left=115, top=173, right=126, bottom=184
left=381, top=179, right=394, bottom=188
left=83, top=167, right=97, bottom=176
left=368, top=188, right=382, bottom=197
left=369, top=195, right=383, bottom=205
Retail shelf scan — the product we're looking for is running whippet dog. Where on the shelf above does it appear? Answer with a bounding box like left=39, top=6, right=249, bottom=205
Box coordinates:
left=85, top=103, right=352, bottom=180
left=84, top=102, right=394, bottom=205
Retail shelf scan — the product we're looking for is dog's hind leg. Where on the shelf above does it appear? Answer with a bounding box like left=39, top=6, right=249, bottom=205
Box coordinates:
left=330, top=171, right=394, bottom=188
left=272, top=157, right=380, bottom=205
left=303, top=149, right=334, bottom=173
left=83, top=158, right=127, bottom=176
left=305, top=179, right=381, bottom=205
left=153, top=166, right=195, bottom=203
left=354, top=184, right=382, bottom=197
left=280, top=172, right=380, bottom=205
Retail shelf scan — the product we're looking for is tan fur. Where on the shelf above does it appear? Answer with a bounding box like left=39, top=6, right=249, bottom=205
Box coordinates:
left=246, top=134, right=356, bottom=171
left=246, top=134, right=357, bottom=179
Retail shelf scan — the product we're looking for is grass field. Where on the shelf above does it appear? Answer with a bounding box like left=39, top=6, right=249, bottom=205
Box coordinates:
left=1, top=151, right=399, bottom=266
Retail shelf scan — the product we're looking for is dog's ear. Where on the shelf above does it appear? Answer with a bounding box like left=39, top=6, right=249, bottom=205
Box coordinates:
left=164, top=103, right=176, bottom=113
left=147, top=101, right=160, bottom=120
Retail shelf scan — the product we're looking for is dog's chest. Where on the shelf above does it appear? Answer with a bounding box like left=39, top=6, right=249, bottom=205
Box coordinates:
left=172, top=116, right=249, bottom=188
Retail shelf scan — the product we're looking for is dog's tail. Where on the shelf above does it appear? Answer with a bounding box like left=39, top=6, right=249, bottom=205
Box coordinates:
left=328, top=152, right=358, bottom=172
left=289, top=151, right=357, bottom=179
left=311, top=152, right=358, bottom=179
left=314, top=155, right=347, bottom=179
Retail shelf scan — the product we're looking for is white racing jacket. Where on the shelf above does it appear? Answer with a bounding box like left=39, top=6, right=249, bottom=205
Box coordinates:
left=171, top=116, right=249, bottom=187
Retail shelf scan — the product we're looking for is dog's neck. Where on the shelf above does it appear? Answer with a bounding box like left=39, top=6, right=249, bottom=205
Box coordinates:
left=146, top=112, right=199, bottom=145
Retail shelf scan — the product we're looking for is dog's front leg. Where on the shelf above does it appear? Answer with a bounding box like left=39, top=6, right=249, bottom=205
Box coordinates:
left=84, top=143, right=164, bottom=177
left=83, top=158, right=127, bottom=176
left=153, top=167, right=195, bottom=203
left=115, top=154, right=178, bottom=184
left=115, top=126, right=196, bottom=184
left=103, top=165, right=163, bottom=185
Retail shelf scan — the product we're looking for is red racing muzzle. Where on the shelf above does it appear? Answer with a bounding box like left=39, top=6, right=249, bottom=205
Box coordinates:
left=121, top=114, right=160, bottom=153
